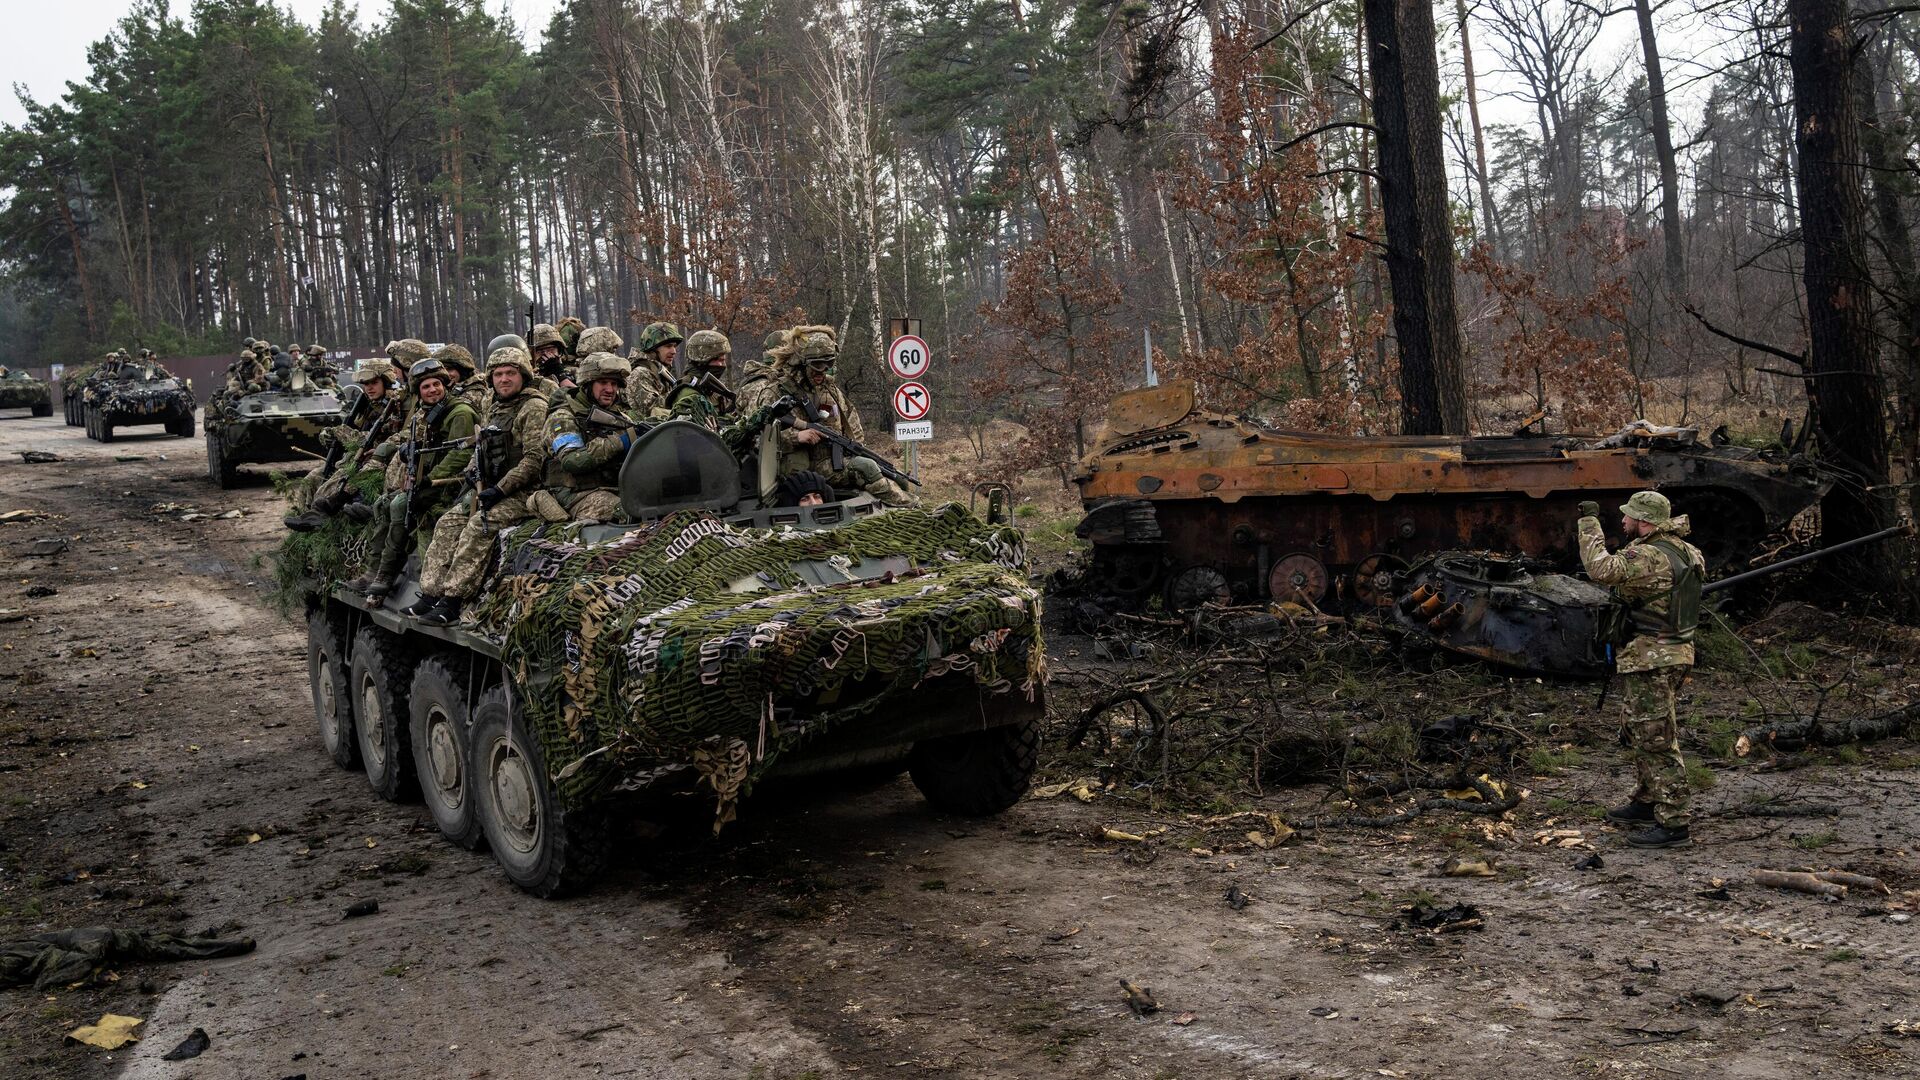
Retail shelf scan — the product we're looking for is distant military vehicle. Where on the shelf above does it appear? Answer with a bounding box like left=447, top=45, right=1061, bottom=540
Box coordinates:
left=0, top=366, right=52, bottom=417
left=83, top=363, right=195, bottom=442
left=1074, top=381, right=1829, bottom=611
left=206, top=369, right=343, bottom=487
left=61, top=361, right=103, bottom=426
left=283, top=411, right=1044, bottom=896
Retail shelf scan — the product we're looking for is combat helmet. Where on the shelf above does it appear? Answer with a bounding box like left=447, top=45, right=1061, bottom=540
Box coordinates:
left=407, top=357, right=452, bottom=394
left=486, top=345, right=536, bottom=381
left=431, top=343, right=477, bottom=380
left=242, top=336, right=257, bottom=349
left=486, top=333, right=529, bottom=356
left=353, top=361, right=399, bottom=389
left=576, top=351, right=632, bottom=386
left=636, top=322, right=684, bottom=355
left=685, top=329, right=730, bottom=371
left=528, top=323, right=564, bottom=350
left=306, top=344, right=326, bottom=358
left=783, top=325, right=838, bottom=367
left=554, top=316, right=585, bottom=354
left=576, top=325, right=623, bottom=357
left=762, top=329, right=790, bottom=357
left=387, top=338, right=431, bottom=365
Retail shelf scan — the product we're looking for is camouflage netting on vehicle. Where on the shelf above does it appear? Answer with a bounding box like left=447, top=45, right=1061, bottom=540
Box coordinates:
left=467, top=505, right=1044, bottom=819
left=272, top=467, right=388, bottom=610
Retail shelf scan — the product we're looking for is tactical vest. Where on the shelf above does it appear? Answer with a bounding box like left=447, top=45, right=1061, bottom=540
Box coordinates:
left=1628, top=538, right=1702, bottom=644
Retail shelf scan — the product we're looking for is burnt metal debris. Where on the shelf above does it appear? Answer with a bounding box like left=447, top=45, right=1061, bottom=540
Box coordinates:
left=1073, top=381, right=1829, bottom=611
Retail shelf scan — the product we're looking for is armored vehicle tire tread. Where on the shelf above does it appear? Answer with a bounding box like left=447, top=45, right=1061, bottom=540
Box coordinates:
left=409, top=656, right=484, bottom=850
left=32, top=402, right=51, bottom=417
left=207, top=431, right=237, bottom=488
left=470, top=686, right=609, bottom=897
left=308, top=608, right=357, bottom=770
left=168, top=414, right=195, bottom=438
left=349, top=626, right=420, bottom=803
left=907, top=715, right=1041, bottom=816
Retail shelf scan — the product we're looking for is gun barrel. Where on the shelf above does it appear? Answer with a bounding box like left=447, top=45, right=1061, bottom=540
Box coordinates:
left=1703, top=523, right=1912, bottom=595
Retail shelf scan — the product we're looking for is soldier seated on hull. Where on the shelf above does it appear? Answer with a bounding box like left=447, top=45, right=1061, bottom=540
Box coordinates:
left=283, top=361, right=408, bottom=531
left=627, top=321, right=682, bottom=415
left=1579, top=490, right=1705, bottom=850
left=532, top=351, right=649, bottom=525
left=344, top=358, right=477, bottom=600
left=528, top=322, right=577, bottom=395
left=666, top=329, right=739, bottom=431
left=738, top=324, right=912, bottom=507
left=566, top=326, right=623, bottom=405
left=405, top=346, right=550, bottom=625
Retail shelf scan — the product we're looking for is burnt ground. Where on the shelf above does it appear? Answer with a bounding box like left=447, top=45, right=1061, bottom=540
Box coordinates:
left=1, top=407, right=1918, bottom=1079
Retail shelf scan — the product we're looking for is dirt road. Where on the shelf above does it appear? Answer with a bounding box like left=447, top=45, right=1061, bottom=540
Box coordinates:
left=3, top=409, right=1918, bottom=1079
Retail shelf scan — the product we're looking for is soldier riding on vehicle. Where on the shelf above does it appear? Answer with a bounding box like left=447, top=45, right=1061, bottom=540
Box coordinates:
left=345, top=358, right=477, bottom=600
left=667, top=329, right=738, bottom=430
left=627, top=321, right=682, bottom=415
left=535, top=350, right=647, bottom=524
left=740, top=324, right=912, bottom=506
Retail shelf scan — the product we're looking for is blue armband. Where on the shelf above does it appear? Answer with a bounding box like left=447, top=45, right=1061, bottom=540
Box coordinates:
left=551, top=433, right=584, bottom=453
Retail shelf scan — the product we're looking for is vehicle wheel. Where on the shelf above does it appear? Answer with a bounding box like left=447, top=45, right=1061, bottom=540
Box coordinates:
left=84, top=408, right=97, bottom=440
left=908, top=715, right=1041, bottom=816
left=169, top=413, right=195, bottom=438
left=64, top=396, right=78, bottom=426
left=308, top=608, right=357, bottom=770
left=349, top=625, right=418, bottom=802
left=471, top=686, right=609, bottom=897
left=98, top=414, right=114, bottom=443
left=409, top=656, right=483, bottom=850
left=31, top=402, right=51, bottom=417
left=207, top=430, right=238, bottom=488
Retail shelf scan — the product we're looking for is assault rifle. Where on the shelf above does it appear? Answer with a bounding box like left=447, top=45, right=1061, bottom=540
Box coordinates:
left=400, top=427, right=481, bottom=535
left=319, top=389, right=376, bottom=478
left=783, top=400, right=919, bottom=488
left=346, top=393, right=401, bottom=472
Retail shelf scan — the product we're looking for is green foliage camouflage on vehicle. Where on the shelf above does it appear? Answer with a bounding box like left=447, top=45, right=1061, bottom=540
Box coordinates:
left=278, top=501, right=1044, bottom=820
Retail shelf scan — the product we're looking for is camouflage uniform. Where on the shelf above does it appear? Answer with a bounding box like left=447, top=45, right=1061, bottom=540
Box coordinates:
left=666, top=329, right=738, bottom=430
left=416, top=347, right=551, bottom=609
left=430, top=343, right=485, bottom=410
left=301, top=344, right=338, bottom=389
left=542, top=352, right=646, bottom=523
left=1579, top=491, right=1705, bottom=831
left=626, top=322, right=681, bottom=416
left=354, top=360, right=478, bottom=594
left=529, top=322, right=577, bottom=398
left=739, top=325, right=911, bottom=506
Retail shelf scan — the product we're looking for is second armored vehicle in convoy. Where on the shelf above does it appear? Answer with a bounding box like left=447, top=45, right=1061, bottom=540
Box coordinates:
left=82, top=361, right=196, bottom=442
left=1074, top=381, right=1828, bottom=611
left=0, top=366, right=52, bottom=417
left=284, top=414, right=1045, bottom=897
left=206, top=369, right=343, bottom=487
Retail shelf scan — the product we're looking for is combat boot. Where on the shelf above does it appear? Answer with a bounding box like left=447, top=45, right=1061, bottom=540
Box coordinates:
left=343, top=571, right=387, bottom=596
left=341, top=501, right=374, bottom=523
left=1625, top=824, right=1691, bottom=849
left=283, top=511, right=328, bottom=532
left=419, top=597, right=462, bottom=626
left=1605, top=801, right=1657, bottom=824
left=402, top=593, right=441, bottom=619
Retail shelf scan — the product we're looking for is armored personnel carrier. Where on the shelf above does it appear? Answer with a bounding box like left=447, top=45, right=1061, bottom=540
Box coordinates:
left=83, top=363, right=195, bottom=442
left=1074, top=381, right=1828, bottom=611
left=0, top=366, right=52, bottom=417
left=61, top=361, right=103, bottom=426
left=206, top=369, right=343, bottom=487
left=284, top=418, right=1045, bottom=896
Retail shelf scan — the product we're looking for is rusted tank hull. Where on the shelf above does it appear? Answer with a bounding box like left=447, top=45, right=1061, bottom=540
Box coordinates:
left=1074, top=381, right=1827, bottom=609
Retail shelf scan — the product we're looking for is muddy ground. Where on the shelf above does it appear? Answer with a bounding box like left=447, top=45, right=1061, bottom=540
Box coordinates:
left=2, top=407, right=1918, bottom=1079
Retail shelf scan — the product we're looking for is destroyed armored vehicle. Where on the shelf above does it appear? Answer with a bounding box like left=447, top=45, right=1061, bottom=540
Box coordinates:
left=1390, top=524, right=1911, bottom=679
left=83, top=363, right=196, bottom=442
left=0, top=367, right=52, bottom=417
left=206, top=369, right=343, bottom=487
left=1073, top=381, right=1827, bottom=611
left=285, top=418, right=1045, bottom=897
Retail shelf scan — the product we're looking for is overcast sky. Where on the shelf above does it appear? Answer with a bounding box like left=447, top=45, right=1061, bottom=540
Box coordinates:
left=1, top=0, right=561, bottom=128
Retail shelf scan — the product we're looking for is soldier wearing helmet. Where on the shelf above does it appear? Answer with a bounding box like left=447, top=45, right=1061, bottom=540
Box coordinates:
left=284, top=361, right=409, bottom=532
left=528, top=322, right=577, bottom=395
left=665, top=329, right=738, bottom=431
left=746, top=324, right=910, bottom=506
left=428, top=343, right=483, bottom=408
left=409, top=345, right=551, bottom=624
left=297, top=343, right=338, bottom=389
left=626, top=321, right=682, bottom=415
left=534, top=351, right=648, bottom=524
left=344, top=357, right=479, bottom=600
left=1577, top=490, right=1706, bottom=849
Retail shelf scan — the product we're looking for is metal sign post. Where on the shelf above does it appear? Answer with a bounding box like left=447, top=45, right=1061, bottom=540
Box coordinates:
left=887, top=318, right=929, bottom=480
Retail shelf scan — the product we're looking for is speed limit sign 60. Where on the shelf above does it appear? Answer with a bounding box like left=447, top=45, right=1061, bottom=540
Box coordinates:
left=887, top=334, right=931, bottom=380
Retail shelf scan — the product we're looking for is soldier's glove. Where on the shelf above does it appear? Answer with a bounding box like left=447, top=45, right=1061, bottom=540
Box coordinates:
left=1577, top=500, right=1600, bottom=519
left=477, top=486, right=505, bottom=509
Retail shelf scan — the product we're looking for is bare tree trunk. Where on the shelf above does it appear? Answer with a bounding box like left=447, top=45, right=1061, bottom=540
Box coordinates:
left=1787, top=0, right=1904, bottom=596
left=1633, top=0, right=1687, bottom=299
left=1364, top=0, right=1470, bottom=434
left=1455, top=0, right=1503, bottom=257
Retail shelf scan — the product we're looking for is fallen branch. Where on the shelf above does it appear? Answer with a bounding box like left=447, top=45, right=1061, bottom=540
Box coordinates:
left=1752, top=869, right=1847, bottom=898
left=1814, top=869, right=1889, bottom=894
left=1065, top=688, right=1167, bottom=750
left=1736, top=703, right=1920, bottom=755
left=1291, top=774, right=1523, bottom=831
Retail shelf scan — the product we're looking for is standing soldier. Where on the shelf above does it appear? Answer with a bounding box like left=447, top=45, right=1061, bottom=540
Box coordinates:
left=626, top=321, right=682, bottom=415
left=745, top=324, right=911, bottom=506
left=538, top=351, right=647, bottom=523
left=407, top=346, right=550, bottom=625
left=346, top=358, right=477, bottom=600
left=1580, top=491, right=1705, bottom=849
left=666, top=329, right=737, bottom=430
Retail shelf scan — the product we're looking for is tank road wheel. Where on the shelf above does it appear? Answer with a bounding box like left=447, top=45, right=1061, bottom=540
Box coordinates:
left=1162, top=566, right=1231, bottom=612
left=307, top=608, right=357, bottom=770
left=471, top=686, right=609, bottom=897
left=1348, top=553, right=1408, bottom=611
left=1269, top=552, right=1331, bottom=607
left=409, top=656, right=483, bottom=850
left=349, top=626, right=419, bottom=802
left=908, top=715, right=1041, bottom=816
